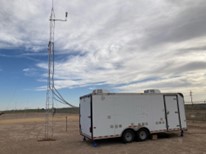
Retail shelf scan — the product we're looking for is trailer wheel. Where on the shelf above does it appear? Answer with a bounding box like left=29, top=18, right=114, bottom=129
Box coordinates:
left=122, top=129, right=135, bottom=143
left=137, top=129, right=149, bottom=141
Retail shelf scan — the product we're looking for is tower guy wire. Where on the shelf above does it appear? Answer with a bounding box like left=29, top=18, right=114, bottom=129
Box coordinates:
left=44, top=0, right=76, bottom=140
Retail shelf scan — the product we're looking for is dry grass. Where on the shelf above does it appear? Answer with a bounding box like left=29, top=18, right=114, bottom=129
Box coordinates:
left=0, top=113, right=78, bottom=125
left=0, top=112, right=206, bottom=154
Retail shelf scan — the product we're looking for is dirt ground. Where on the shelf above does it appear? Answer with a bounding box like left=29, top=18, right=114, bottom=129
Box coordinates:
left=0, top=113, right=206, bottom=154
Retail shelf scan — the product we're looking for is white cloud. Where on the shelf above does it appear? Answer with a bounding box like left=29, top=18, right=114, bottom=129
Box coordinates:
left=23, top=67, right=39, bottom=77
left=0, top=0, right=49, bottom=50
left=0, top=0, right=206, bottom=102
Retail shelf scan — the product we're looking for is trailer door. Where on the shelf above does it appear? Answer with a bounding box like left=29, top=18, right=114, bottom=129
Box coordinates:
left=80, top=95, right=92, bottom=139
left=164, top=95, right=180, bottom=130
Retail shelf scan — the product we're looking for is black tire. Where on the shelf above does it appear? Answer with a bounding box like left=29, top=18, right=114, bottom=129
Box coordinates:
left=122, top=130, right=135, bottom=143
left=137, top=129, right=149, bottom=141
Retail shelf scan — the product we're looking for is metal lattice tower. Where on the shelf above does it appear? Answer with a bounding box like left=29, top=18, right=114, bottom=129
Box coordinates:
left=44, top=0, right=68, bottom=140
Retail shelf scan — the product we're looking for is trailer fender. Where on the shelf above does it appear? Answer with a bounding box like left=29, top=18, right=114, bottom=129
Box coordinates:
left=121, top=128, right=136, bottom=136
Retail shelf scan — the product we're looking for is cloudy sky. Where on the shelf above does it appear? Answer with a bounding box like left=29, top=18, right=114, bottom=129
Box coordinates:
left=0, top=0, right=206, bottom=110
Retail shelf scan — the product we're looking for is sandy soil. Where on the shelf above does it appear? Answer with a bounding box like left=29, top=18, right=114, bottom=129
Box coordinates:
left=0, top=113, right=206, bottom=154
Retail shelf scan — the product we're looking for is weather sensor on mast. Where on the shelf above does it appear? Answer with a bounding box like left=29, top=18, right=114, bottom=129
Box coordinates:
left=43, top=0, right=74, bottom=141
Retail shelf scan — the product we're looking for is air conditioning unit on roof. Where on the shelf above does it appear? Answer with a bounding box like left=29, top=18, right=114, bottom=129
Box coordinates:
left=144, top=89, right=161, bottom=94
left=92, top=89, right=109, bottom=94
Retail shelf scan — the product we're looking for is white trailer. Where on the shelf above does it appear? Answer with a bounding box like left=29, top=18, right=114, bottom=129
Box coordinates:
left=79, top=89, right=187, bottom=143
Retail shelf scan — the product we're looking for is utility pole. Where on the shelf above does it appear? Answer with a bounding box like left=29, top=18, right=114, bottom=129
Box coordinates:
left=190, top=90, right=193, bottom=105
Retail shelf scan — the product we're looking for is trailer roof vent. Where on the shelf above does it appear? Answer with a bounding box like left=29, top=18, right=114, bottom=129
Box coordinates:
left=144, top=89, right=161, bottom=94
left=93, top=89, right=109, bottom=94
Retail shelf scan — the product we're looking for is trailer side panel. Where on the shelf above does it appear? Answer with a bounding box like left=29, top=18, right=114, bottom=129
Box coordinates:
left=164, top=95, right=180, bottom=130
left=80, top=95, right=92, bottom=139
left=80, top=92, right=187, bottom=141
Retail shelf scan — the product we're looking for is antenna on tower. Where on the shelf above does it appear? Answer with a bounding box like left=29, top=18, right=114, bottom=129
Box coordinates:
left=42, top=0, right=75, bottom=141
